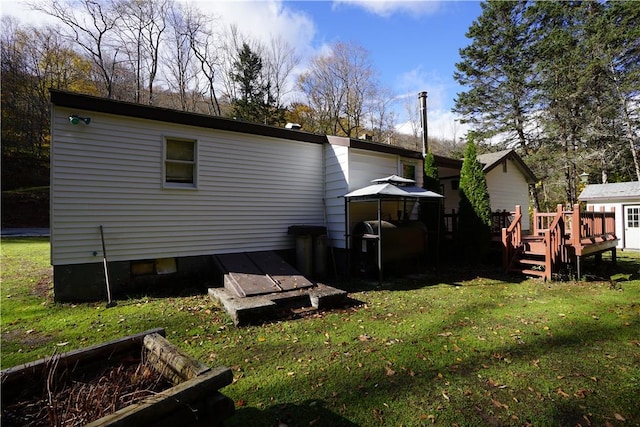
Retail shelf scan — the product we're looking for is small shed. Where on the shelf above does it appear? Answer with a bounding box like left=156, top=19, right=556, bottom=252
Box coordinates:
left=477, top=149, right=537, bottom=231
left=578, top=181, right=640, bottom=250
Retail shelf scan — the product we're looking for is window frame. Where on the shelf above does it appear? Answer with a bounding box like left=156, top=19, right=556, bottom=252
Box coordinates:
left=163, top=137, right=198, bottom=189
left=401, top=161, right=417, bottom=181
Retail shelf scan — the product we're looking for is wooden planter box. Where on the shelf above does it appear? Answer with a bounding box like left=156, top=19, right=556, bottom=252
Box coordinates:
left=1, top=328, right=234, bottom=426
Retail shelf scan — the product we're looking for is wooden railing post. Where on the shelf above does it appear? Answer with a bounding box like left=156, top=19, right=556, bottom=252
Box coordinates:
left=572, top=204, right=581, bottom=248
left=608, top=206, right=616, bottom=236
left=501, top=205, right=522, bottom=271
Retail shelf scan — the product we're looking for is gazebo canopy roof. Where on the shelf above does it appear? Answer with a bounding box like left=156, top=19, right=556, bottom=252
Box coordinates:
left=370, top=174, right=416, bottom=185
left=343, top=182, right=443, bottom=200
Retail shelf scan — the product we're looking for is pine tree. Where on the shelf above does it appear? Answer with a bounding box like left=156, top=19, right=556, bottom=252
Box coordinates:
left=453, top=1, right=535, bottom=151
left=457, top=134, right=492, bottom=264
left=229, top=43, right=284, bottom=125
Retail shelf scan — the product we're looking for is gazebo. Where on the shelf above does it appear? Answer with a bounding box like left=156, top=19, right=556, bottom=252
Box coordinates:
left=343, top=175, right=443, bottom=284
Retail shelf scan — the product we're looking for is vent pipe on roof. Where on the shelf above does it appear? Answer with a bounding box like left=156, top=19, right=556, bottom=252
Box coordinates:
left=418, top=91, right=428, bottom=157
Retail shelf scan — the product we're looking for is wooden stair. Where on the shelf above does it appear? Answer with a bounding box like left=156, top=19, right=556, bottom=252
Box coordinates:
left=507, top=236, right=547, bottom=279
left=502, top=203, right=618, bottom=281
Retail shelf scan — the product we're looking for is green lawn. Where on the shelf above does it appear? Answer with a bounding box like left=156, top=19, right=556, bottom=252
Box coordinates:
left=1, top=238, right=639, bottom=426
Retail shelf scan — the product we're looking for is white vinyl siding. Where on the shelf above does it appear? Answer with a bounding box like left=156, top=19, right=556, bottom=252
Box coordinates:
left=485, top=159, right=530, bottom=230
left=51, top=108, right=324, bottom=265
left=324, top=144, right=349, bottom=248
left=323, top=145, right=422, bottom=249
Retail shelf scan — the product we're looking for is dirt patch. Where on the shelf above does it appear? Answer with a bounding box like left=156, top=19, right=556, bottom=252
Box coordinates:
left=2, top=329, right=54, bottom=349
left=2, top=358, right=172, bottom=426
left=32, top=275, right=53, bottom=300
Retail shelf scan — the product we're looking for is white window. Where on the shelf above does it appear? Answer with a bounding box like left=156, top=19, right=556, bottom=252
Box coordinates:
left=164, top=138, right=197, bottom=188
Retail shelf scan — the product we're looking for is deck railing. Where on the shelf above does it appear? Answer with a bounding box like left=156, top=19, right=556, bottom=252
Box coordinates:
left=543, top=204, right=567, bottom=280
left=569, top=204, right=616, bottom=255
left=503, top=203, right=617, bottom=279
left=501, top=205, right=522, bottom=270
left=445, top=209, right=514, bottom=239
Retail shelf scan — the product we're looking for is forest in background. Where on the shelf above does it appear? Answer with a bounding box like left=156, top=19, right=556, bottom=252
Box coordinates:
left=2, top=0, right=639, bottom=227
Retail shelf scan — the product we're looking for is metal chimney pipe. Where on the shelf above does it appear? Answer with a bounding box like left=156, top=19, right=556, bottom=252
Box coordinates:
left=418, top=91, right=428, bottom=157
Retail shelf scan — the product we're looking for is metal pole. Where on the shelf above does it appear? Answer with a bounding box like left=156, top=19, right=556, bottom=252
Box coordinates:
left=378, top=198, right=383, bottom=286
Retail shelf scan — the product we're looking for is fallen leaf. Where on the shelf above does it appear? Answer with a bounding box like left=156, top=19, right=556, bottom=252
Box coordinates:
left=442, top=390, right=450, bottom=401
left=614, top=413, right=626, bottom=421
left=56, top=341, right=69, bottom=346
left=557, top=388, right=570, bottom=398
left=491, top=398, right=508, bottom=410
left=438, top=332, right=452, bottom=337
left=385, top=366, right=396, bottom=376
left=236, top=399, right=246, bottom=407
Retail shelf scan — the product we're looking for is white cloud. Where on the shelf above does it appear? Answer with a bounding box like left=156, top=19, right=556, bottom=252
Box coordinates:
left=0, top=0, right=61, bottom=27
left=185, top=1, right=316, bottom=60
left=332, top=0, right=442, bottom=18
left=396, top=109, right=468, bottom=144
left=391, top=65, right=468, bottom=141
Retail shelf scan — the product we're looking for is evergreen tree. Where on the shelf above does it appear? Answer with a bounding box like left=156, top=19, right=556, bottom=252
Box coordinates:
left=422, top=150, right=440, bottom=193
left=420, top=150, right=442, bottom=266
left=454, top=1, right=536, bottom=151
left=229, top=43, right=284, bottom=125
left=457, top=134, right=492, bottom=264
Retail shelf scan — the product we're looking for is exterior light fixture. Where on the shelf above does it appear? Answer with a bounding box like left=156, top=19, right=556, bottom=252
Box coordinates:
left=579, top=172, right=589, bottom=184
left=69, top=115, right=91, bottom=125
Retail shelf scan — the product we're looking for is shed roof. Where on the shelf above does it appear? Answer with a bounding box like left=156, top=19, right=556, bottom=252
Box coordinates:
left=578, top=181, right=640, bottom=202
left=476, top=149, right=537, bottom=184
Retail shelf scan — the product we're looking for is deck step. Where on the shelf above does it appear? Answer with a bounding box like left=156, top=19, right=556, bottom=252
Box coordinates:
left=518, top=258, right=547, bottom=267
left=519, top=269, right=547, bottom=278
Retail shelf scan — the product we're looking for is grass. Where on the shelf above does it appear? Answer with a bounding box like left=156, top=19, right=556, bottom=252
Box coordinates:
left=1, top=238, right=639, bottom=426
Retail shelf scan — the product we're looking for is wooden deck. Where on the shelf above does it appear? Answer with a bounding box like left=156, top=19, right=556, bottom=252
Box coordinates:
left=502, top=204, right=618, bottom=280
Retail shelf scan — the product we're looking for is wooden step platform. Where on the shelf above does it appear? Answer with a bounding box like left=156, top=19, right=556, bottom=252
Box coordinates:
left=215, top=251, right=314, bottom=297
left=210, top=251, right=347, bottom=325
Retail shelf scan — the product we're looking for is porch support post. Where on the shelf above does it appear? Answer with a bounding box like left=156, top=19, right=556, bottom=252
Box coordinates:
left=345, top=197, right=350, bottom=279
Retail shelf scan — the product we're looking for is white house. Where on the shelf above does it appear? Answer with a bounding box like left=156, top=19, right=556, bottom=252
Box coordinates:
left=50, top=90, right=539, bottom=301
left=578, top=181, right=640, bottom=250
left=49, top=90, right=424, bottom=301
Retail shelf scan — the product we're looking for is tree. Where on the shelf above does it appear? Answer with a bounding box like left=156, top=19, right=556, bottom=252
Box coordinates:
left=229, top=42, right=266, bottom=122
left=455, top=1, right=639, bottom=209
left=263, top=35, right=300, bottom=116
left=229, top=42, right=282, bottom=125
left=34, top=0, right=122, bottom=98
left=454, top=1, right=537, bottom=152
left=117, top=0, right=171, bottom=104
left=603, top=1, right=640, bottom=182
left=1, top=18, right=96, bottom=189
left=297, top=41, right=388, bottom=138
left=419, top=150, right=442, bottom=265
left=457, top=134, right=492, bottom=264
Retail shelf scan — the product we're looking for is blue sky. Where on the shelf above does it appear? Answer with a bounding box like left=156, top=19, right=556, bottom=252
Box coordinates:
left=1, top=0, right=483, bottom=140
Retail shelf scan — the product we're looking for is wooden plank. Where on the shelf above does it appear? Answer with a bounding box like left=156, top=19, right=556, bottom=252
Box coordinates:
left=216, top=253, right=279, bottom=296
left=143, top=333, right=210, bottom=384
left=247, top=251, right=314, bottom=291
